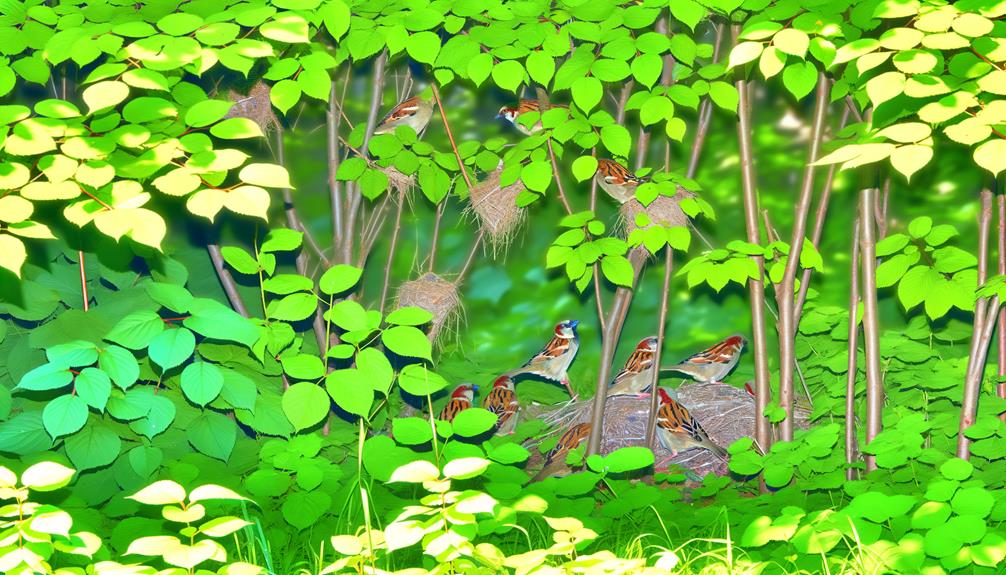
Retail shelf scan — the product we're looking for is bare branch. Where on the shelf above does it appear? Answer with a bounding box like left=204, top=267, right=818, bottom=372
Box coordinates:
left=860, top=186, right=883, bottom=472
left=846, top=216, right=861, bottom=480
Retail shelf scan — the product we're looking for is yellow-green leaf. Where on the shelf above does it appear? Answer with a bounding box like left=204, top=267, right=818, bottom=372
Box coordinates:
left=974, top=139, right=1006, bottom=176
left=0, top=195, right=33, bottom=222
left=728, top=42, right=763, bottom=69
left=890, top=144, right=933, bottom=181
left=877, top=122, right=931, bottom=143
left=238, top=163, right=292, bottom=188
left=128, top=479, right=187, bottom=505
left=20, top=461, right=75, bottom=491
left=0, top=162, right=30, bottom=189
left=944, top=118, right=992, bottom=145
left=0, top=234, right=27, bottom=277
left=758, top=46, right=785, bottom=78
left=866, top=71, right=905, bottom=108
left=186, top=188, right=227, bottom=221
left=773, top=28, right=809, bottom=58
left=83, top=81, right=129, bottom=114
left=224, top=186, right=270, bottom=220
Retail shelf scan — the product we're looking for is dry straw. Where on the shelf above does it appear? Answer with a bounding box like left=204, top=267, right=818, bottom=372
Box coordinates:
left=619, top=187, right=697, bottom=237
left=396, top=272, right=463, bottom=345
left=465, top=165, right=527, bottom=257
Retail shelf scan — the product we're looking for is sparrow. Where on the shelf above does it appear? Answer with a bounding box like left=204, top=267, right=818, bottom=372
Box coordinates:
left=607, top=336, right=658, bottom=398
left=505, top=320, right=580, bottom=398
left=662, top=335, right=745, bottom=383
left=496, top=99, right=565, bottom=135
left=437, top=384, right=475, bottom=423
left=532, top=422, right=591, bottom=481
left=595, top=158, right=646, bottom=204
left=655, top=387, right=727, bottom=459
left=374, top=96, right=434, bottom=137
left=483, top=375, right=520, bottom=435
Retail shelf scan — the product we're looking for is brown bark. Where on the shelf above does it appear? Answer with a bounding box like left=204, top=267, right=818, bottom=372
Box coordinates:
left=379, top=190, right=406, bottom=314
left=646, top=248, right=674, bottom=448
left=685, top=23, right=725, bottom=180
left=999, top=193, right=1006, bottom=419
left=78, top=251, right=89, bottom=312
left=736, top=71, right=773, bottom=456
left=860, top=187, right=882, bottom=472
left=846, top=217, right=861, bottom=480
left=958, top=190, right=995, bottom=459
left=776, top=73, right=829, bottom=442
left=207, top=244, right=250, bottom=318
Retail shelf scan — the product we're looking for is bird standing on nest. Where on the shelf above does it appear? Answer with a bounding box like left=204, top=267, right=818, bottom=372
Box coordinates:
left=533, top=422, right=591, bottom=481
left=374, top=96, right=434, bottom=137
left=437, top=384, right=475, bottom=423
left=595, top=158, right=647, bottom=204
left=655, top=387, right=727, bottom=458
left=607, top=336, right=658, bottom=398
left=496, top=99, right=565, bottom=135
left=504, top=320, right=580, bottom=398
left=483, top=375, right=520, bottom=435
left=663, top=335, right=745, bottom=383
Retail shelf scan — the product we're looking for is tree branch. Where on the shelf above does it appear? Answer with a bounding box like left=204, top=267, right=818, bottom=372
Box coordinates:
left=846, top=216, right=861, bottom=480
left=207, top=244, right=250, bottom=318
left=998, top=193, right=1006, bottom=420
left=646, top=248, right=673, bottom=448
left=860, top=186, right=883, bottom=472
left=379, top=190, right=406, bottom=314
left=686, top=22, right=725, bottom=180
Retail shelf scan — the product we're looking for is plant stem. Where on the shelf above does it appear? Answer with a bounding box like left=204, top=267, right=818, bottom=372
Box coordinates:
left=342, top=50, right=387, bottom=264
left=777, top=72, right=829, bottom=442
left=207, top=244, right=250, bottom=318
left=379, top=190, right=406, bottom=314
left=455, top=230, right=485, bottom=286
left=959, top=189, right=995, bottom=459
left=859, top=186, right=882, bottom=472
left=78, top=251, right=89, bottom=311
left=329, top=68, right=349, bottom=250
left=998, top=193, right=1006, bottom=419
left=846, top=216, right=861, bottom=481
left=430, top=82, right=475, bottom=191
left=686, top=22, right=725, bottom=180
left=646, top=248, right=674, bottom=448
left=428, top=201, right=445, bottom=273
left=547, top=139, right=574, bottom=215
left=735, top=52, right=773, bottom=458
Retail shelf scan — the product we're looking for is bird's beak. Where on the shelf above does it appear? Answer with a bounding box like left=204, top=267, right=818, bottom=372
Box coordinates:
left=569, top=320, right=580, bottom=329
left=472, top=384, right=479, bottom=392
left=495, top=113, right=503, bottom=120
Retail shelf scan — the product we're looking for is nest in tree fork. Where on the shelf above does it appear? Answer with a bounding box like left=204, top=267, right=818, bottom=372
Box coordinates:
left=396, top=273, right=462, bottom=344
left=525, top=383, right=810, bottom=478
left=380, top=166, right=416, bottom=196
left=466, top=166, right=527, bottom=256
left=619, top=188, right=697, bottom=236
left=225, top=82, right=280, bottom=135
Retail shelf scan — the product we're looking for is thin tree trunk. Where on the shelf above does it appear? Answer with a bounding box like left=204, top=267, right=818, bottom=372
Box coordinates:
left=999, top=193, right=1006, bottom=420
left=846, top=217, right=861, bottom=480
left=860, top=187, right=882, bottom=472
left=736, top=68, right=773, bottom=457
left=379, top=190, right=406, bottom=314
left=959, top=190, right=995, bottom=459
left=686, top=23, right=725, bottom=179
left=329, top=73, right=347, bottom=251
left=646, top=248, right=673, bottom=448
left=342, top=51, right=387, bottom=264
left=78, top=251, right=89, bottom=311
left=207, top=244, right=250, bottom=318
left=777, top=73, right=829, bottom=442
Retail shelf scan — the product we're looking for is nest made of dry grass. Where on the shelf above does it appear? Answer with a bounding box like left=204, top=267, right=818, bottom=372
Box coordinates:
left=380, top=166, right=416, bottom=196
left=396, top=272, right=463, bottom=345
left=225, top=82, right=280, bottom=135
left=465, top=166, right=527, bottom=257
left=525, top=382, right=810, bottom=478
left=619, top=187, right=697, bottom=238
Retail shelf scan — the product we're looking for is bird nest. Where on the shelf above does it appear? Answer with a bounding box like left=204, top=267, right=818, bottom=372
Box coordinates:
left=525, top=383, right=810, bottom=478
left=225, top=82, right=280, bottom=135
left=380, top=166, right=416, bottom=196
left=465, top=166, right=527, bottom=257
left=619, top=188, right=697, bottom=237
left=395, top=273, right=462, bottom=345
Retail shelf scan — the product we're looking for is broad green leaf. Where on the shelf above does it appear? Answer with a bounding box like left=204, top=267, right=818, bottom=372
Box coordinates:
left=382, top=326, right=432, bottom=360
left=180, top=362, right=224, bottom=406
left=282, top=382, right=330, bottom=431
left=148, top=328, right=196, bottom=371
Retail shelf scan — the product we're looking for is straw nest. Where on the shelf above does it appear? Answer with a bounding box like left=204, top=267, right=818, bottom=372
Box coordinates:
left=619, top=187, right=697, bottom=237
left=395, top=273, right=462, bottom=344
left=225, top=82, right=280, bottom=135
left=523, top=382, right=811, bottom=479
left=380, top=166, right=416, bottom=196
left=465, top=166, right=527, bottom=256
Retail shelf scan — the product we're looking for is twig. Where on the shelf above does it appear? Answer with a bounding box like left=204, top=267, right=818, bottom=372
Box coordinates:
left=329, top=67, right=349, bottom=250
left=646, top=248, right=674, bottom=448
left=455, top=230, right=485, bottom=286
left=379, top=190, right=406, bottom=314
left=547, top=139, right=574, bottom=215
left=207, top=244, right=250, bottom=318
left=860, top=186, right=883, bottom=472
left=998, top=193, right=1006, bottom=419
left=686, top=22, right=725, bottom=180
left=846, top=217, right=861, bottom=480
left=78, top=251, right=89, bottom=311
left=428, top=201, right=445, bottom=272
left=430, top=82, right=475, bottom=191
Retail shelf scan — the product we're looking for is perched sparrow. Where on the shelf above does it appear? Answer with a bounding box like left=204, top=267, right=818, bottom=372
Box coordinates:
left=533, top=422, right=591, bottom=481
left=607, top=336, right=658, bottom=398
left=374, top=96, right=434, bottom=137
left=663, top=335, right=745, bottom=383
left=595, top=159, right=646, bottom=204
left=496, top=99, right=565, bottom=135
left=505, top=320, right=580, bottom=398
left=437, top=384, right=475, bottom=423
left=655, top=387, right=726, bottom=458
left=483, top=375, right=520, bottom=435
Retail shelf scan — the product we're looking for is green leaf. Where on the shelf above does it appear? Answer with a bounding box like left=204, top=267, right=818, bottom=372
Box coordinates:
left=221, top=247, right=259, bottom=274
left=452, top=408, right=497, bottom=437
left=601, top=255, right=634, bottom=287
left=184, top=299, right=260, bottom=349
left=600, top=124, right=631, bottom=157
left=325, top=369, right=373, bottom=417
left=282, top=490, right=330, bottom=530
left=940, top=458, right=973, bottom=480
left=782, top=61, right=817, bottom=100
left=17, top=363, right=73, bottom=391
left=669, top=0, right=705, bottom=30
left=382, top=326, right=432, bottom=360
left=187, top=411, right=236, bottom=461
left=571, top=76, right=602, bottom=112
left=525, top=52, right=555, bottom=87
left=492, top=60, right=525, bottom=93
left=282, top=382, right=330, bottom=431
left=180, top=362, right=224, bottom=406
left=210, top=118, right=264, bottom=139
left=908, top=216, right=933, bottom=239
left=184, top=100, right=232, bottom=127
left=393, top=417, right=433, bottom=445
left=322, top=0, right=351, bottom=39
left=75, top=368, right=111, bottom=411
left=319, top=264, right=363, bottom=295
left=269, top=293, right=318, bottom=322
left=148, top=328, right=196, bottom=371
left=571, top=156, right=599, bottom=182
left=406, top=31, right=441, bottom=64
left=398, top=364, right=448, bottom=396
left=106, top=310, right=165, bottom=350
left=47, top=340, right=98, bottom=367
left=385, top=306, right=434, bottom=326
left=271, top=80, right=301, bottom=114
left=43, top=395, right=88, bottom=438
left=708, top=82, right=739, bottom=112
left=65, top=424, right=120, bottom=471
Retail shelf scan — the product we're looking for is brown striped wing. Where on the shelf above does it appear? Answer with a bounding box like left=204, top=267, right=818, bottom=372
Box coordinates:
left=438, top=398, right=470, bottom=423
left=524, top=336, right=570, bottom=365
left=545, top=422, right=592, bottom=463
left=612, top=348, right=653, bottom=385
left=685, top=339, right=739, bottom=365
left=598, top=159, right=645, bottom=186
left=483, top=386, right=518, bottom=427
left=379, top=96, right=423, bottom=126
left=656, top=399, right=709, bottom=444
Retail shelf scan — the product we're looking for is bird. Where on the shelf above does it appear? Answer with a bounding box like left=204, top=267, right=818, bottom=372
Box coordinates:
left=437, top=384, right=475, bottom=423
left=607, top=336, right=658, bottom=397
left=504, top=320, right=580, bottom=398
left=655, top=387, right=727, bottom=459
left=595, top=158, right=647, bottom=204
left=496, top=99, right=565, bottom=135
left=533, top=422, right=591, bottom=481
left=662, top=335, right=745, bottom=383
left=374, top=96, right=434, bottom=137
left=483, top=375, right=520, bottom=435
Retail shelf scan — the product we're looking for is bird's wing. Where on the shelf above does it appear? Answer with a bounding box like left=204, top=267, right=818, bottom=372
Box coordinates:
left=545, top=423, right=591, bottom=463
left=484, top=387, right=517, bottom=421
left=524, top=336, right=570, bottom=366
left=437, top=398, right=468, bottom=423
left=682, top=339, right=736, bottom=365
left=378, top=97, right=422, bottom=128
